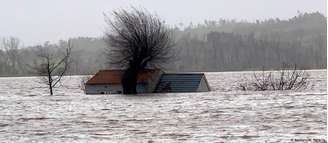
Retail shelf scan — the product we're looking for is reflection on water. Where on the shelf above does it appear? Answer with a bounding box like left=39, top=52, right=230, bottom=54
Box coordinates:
left=0, top=70, right=326, bottom=142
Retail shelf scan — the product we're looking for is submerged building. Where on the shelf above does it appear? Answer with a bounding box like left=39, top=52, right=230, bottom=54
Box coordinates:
left=85, top=69, right=210, bottom=94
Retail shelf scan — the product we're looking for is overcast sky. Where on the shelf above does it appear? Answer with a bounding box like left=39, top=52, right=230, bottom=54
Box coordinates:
left=0, top=0, right=326, bottom=46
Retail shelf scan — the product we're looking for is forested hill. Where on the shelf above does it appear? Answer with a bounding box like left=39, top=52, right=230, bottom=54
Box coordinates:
left=0, top=12, right=326, bottom=76
left=173, top=12, right=326, bottom=71
left=175, top=12, right=325, bottom=42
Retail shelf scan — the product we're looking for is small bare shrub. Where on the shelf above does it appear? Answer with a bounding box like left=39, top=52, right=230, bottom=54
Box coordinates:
left=239, top=64, right=309, bottom=91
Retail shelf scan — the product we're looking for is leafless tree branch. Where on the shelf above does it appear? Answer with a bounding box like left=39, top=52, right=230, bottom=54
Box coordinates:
left=104, top=7, right=174, bottom=94
left=29, top=40, right=72, bottom=95
left=239, top=64, right=309, bottom=91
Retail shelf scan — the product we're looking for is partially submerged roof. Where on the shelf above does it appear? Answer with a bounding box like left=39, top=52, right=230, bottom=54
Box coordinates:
left=154, top=73, right=209, bottom=93
left=86, top=69, right=161, bottom=85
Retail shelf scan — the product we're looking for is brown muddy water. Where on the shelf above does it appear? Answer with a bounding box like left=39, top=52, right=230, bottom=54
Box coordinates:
left=0, top=70, right=326, bottom=143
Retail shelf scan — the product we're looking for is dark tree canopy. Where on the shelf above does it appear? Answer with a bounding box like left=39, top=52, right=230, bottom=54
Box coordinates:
left=104, top=8, right=174, bottom=94
left=105, top=8, right=174, bottom=69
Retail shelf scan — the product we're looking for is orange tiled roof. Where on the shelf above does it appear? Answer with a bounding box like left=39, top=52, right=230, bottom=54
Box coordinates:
left=86, top=69, right=161, bottom=85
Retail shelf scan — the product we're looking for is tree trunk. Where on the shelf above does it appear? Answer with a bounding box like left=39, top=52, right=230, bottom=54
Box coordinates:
left=122, top=67, right=138, bottom=94
left=48, top=75, right=53, bottom=96
left=47, top=65, right=53, bottom=96
left=49, top=85, right=53, bottom=95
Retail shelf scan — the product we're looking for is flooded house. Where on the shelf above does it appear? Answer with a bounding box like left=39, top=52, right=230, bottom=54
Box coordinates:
left=85, top=69, right=210, bottom=94
left=85, top=69, right=162, bottom=94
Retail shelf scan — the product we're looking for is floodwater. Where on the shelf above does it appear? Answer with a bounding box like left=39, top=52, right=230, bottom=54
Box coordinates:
left=0, top=70, right=326, bottom=143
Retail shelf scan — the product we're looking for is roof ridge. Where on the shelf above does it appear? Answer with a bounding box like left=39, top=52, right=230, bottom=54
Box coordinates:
left=162, top=73, right=205, bottom=75
left=98, top=68, right=161, bottom=71
left=86, top=69, right=162, bottom=85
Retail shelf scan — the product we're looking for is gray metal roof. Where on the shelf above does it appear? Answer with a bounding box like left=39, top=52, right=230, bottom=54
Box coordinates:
left=154, top=73, right=205, bottom=93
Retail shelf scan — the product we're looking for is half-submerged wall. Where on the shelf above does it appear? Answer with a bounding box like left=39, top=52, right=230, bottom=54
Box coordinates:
left=84, top=70, right=210, bottom=94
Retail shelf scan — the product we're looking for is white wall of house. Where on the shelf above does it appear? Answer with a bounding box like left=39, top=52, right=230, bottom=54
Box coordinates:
left=197, top=76, right=210, bottom=92
left=146, top=70, right=163, bottom=92
left=85, top=84, right=122, bottom=94
left=85, top=83, right=150, bottom=94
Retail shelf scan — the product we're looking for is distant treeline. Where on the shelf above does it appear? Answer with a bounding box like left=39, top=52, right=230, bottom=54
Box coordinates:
left=0, top=12, right=326, bottom=76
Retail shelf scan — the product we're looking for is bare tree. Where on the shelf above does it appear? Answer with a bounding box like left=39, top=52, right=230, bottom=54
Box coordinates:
left=104, top=8, right=174, bottom=94
left=1, top=37, right=20, bottom=74
left=239, top=64, right=309, bottom=91
left=30, top=40, right=72, bottom=95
